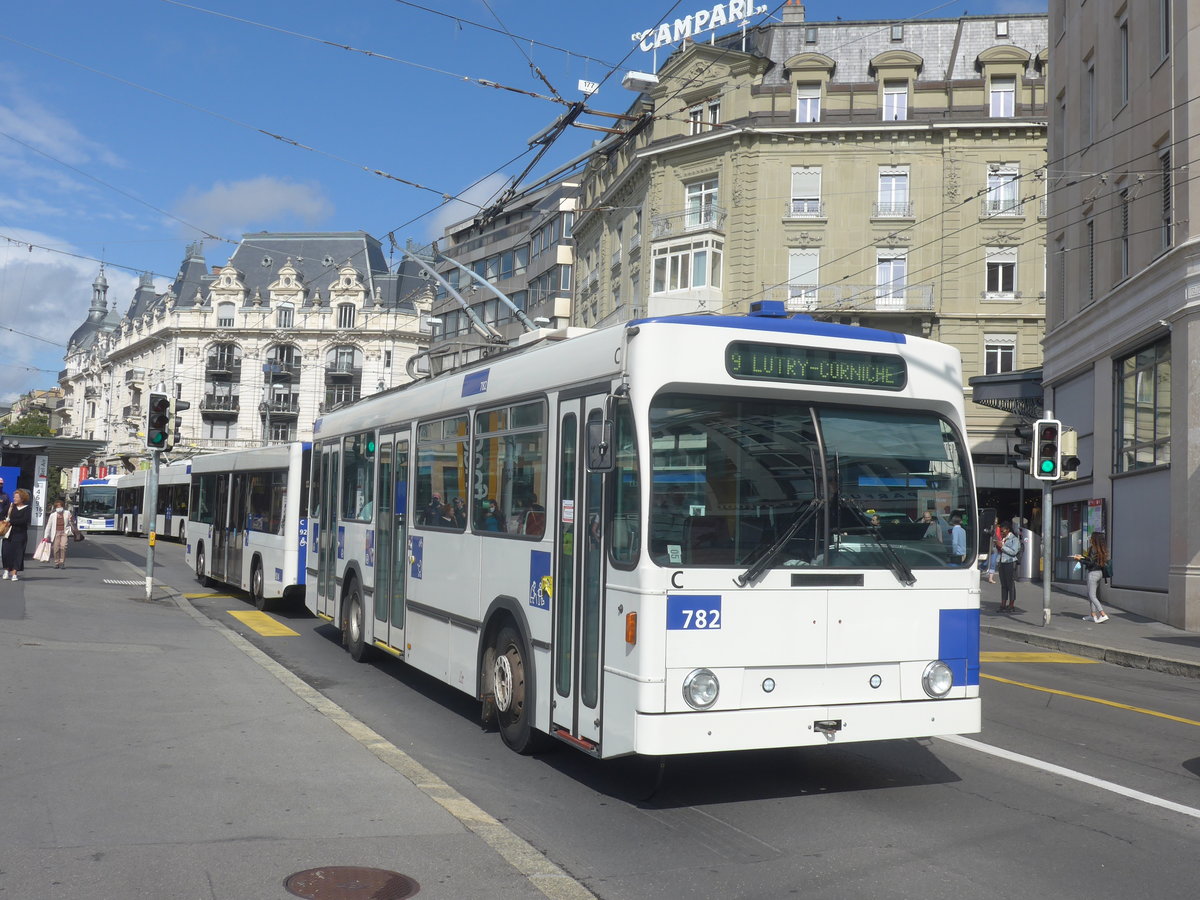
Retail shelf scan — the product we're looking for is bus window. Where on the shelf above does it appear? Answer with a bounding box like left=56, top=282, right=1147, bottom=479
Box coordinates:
left=610, top=399, right=640, bottom=564
left=473, top=400, right=547, bottom=537
left=416, top=415, right=468, bottom=531
left=341, top=431, right=376, bottom=521
left=191, top=474, right=217, bottom=525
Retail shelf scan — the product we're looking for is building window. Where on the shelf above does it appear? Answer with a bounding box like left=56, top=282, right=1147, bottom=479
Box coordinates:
left=882, top=81, right=908, bottom=121
left=1119, top=188, right=1130, bottom=280
left=1160, top=148, right=1173, bottom=251
left=1116, top=339, right=1171, bottom=472
left=805, top=25, right=818, bottom=43
left=652, top=238, right=723, bottom=293
left=985, top=166, right=1021, bottom=215
left=985, top=247, right=1017, bottom=297
left=1118, top=19, right=1129, bottom=107
left=984, top=335, right=1016, bottom=374
left=688, top=106, right=704, bottom=135
left=996, top=20, right=1009, bottom=38
left=876, top=252, right=907, bottom=306
left=203, top=419, right=233, bottom=440
left=384, top=349, right=392, bottom=369
left=788, top=248, right=820, bottom=307
left=890, top=24, right=903, bottom=41
left=178, top=347, right=185, bottom=364
left=796, top=83, right=821, bottom=123
left=789, top=166, right=822, bottom=216
left=1086, top=219, right=1095, bottom=304
left=216, top=302, right=236, bottom=328
left=685, top=177, right=719, bottom=229
left=1084, top=62, right=1095, bottom=145
left=989, top=76, right=1015, bottom=117
left=876, top=166, right=911, bottom=217
left=276, top=303, right=294, bottom=329
left=1160, top=0, right=1171, bottom=59
left=337, top=303, right=356, bottom=329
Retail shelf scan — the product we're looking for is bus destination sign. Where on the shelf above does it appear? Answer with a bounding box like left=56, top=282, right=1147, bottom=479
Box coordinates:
left=726, top=341, right=907, bottom=390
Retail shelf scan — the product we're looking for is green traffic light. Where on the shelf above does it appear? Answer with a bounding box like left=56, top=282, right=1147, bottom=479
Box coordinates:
left=1040, top=459, right=1055, bottom=474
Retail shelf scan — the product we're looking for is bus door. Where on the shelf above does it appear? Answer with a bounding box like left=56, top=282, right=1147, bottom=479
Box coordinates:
left=228, top=472, right=247, bottom=587
left=315, top=443, right=339, bottom=619
left=210, top=473, right=230, bottom=582
left=552, top=395, right=607, bottom=748
left=374, top=432, right=409, bottom=651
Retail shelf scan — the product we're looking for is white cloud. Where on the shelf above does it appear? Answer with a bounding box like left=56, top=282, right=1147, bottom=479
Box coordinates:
left=427, top=173, right=511, bottom=242
left=0, top=71, right=124, bottom=171
left=0, top=229, right=147, bottom=402
left=174, top=176, right=333, bottom=237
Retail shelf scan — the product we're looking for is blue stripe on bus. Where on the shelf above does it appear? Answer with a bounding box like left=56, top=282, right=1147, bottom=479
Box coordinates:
left=297, top=517, right=309, bottom=585
left=938, top=608, right=980, bottom=687
left=627, top=314, right=908, bottom=344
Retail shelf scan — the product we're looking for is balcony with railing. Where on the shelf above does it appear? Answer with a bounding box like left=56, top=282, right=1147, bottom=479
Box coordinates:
left=124, top=368, right=146, bottom=384
left=262, top=361, right=301, bottom=382
left=84, top=386, right=100, bottom=399
left=651, top=204, right=726, bottom=241
left=628, top=231, right=642, bottom=255
left=771, top=284, right=935, bottom=313
left=201, top=394, right=240, bottom=416
left=785, top=199, right=827, bottom=219
left=324, top=363, right=362, bottom=380
left=981, top=197, right=1025, bottom=218
left=120, top=404, right=137, bottom=421
left=872, top=201, right=915, bottom=218
left=261, top=397, right=300, bottom=417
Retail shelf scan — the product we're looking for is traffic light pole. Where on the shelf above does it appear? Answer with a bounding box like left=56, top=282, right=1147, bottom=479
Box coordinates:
left=144, top=450, right=159, bottom=601
left=1041, top=407, right=1053, bottom=626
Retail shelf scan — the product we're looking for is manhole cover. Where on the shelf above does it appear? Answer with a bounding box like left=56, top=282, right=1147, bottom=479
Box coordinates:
left=284, top=866, right=420, bottom=899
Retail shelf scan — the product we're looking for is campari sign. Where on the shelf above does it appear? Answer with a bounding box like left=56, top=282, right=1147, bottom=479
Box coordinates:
left=632, top=2, right=769, bottom=52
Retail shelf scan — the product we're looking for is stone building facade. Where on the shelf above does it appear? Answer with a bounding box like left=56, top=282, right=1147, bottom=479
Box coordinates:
left=573, top=2, right=1049, bottom=513
left=60, top=233, right=431, bottom=466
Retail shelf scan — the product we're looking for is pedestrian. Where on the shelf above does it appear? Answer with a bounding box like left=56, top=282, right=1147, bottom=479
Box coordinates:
left=0, top=476, right=10, bottom=520
left=985, top=520, right=1001, bottom=583
left=949, top=513, right=967, bottom=564
left=995, top=523, right=1020, bottom=611
left=1073, top=532, right=1110, bottom=623
left=2, top=488, right=33, bottom=582
left=42, top=498, right=76, bottom=568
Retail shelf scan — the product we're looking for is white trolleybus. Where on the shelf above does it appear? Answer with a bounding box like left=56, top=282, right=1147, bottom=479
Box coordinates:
left=115, top=462, right=192, bottom=539
left=76, top=475, right=120, bottom=533
left=308, top=304, right=981, bottom=758
left=185, top=442, right=311, bottom=610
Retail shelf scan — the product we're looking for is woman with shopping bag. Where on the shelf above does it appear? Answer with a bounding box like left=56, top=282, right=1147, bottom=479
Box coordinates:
left=2, top=489, right=32, bottom=581
left=41, top=498, right=76, bottom=569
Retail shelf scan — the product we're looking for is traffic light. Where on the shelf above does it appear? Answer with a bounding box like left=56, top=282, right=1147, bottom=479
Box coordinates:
left=146, top=392, right=171, bottom=451
left=172, top=399, right=191, bottom=448
left=1012, top=422, right=1034, bottom=474
left=1060, top=428, right=1081, bottom=480
left=1033, top=418, right=1062, bottom=481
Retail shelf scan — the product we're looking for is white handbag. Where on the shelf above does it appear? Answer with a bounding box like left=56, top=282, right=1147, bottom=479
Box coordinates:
left=34, top=539, right=52, bottom=563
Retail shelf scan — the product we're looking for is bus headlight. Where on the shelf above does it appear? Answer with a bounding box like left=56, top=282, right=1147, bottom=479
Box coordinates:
left=682, top=668, right=719, bottom=710
left=921, top=660, right=954, bottom=698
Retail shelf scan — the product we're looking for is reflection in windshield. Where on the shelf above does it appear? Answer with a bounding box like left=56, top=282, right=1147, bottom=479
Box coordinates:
left=648, top=394, right=974, bottom=570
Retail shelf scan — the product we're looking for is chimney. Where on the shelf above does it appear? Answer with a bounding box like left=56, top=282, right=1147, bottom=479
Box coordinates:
left=783, top=0, right=805, bottom=25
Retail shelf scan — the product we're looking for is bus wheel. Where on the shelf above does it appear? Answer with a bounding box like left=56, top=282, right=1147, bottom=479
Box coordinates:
left=346, top=584, right=372, bottom=662
left=492, top=624, right=535, bottom=754
left=250, top=561, right=270, bottom=612
left=195, top=545, right=212, bottom=588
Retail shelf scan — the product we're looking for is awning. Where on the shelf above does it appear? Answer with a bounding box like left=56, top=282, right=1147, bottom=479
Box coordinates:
left=968, top=367, right=1044, bottom=420
left=0, top=435, right=108, bottom=470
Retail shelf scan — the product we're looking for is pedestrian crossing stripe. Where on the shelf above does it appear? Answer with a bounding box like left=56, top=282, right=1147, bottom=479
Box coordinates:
left=226, top=610, right=299, bottom=636
left=981, top=651, right=1097, bottom=663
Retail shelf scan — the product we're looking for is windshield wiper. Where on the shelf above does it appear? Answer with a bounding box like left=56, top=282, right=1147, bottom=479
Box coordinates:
left=735, top=498, right=823, bottom=587
left=839, top=497, right=916, bottom=587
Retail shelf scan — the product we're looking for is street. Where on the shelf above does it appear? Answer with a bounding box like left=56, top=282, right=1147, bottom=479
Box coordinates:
left=3, top=534, right=1197, bottom=900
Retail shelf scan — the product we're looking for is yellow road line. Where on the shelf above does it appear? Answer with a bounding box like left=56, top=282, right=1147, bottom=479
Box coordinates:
left=982, top=673, right=1200, bottom=727
left=981, top=651, right=1097, bottom=664
left=226, top=610, right=299, bottom=636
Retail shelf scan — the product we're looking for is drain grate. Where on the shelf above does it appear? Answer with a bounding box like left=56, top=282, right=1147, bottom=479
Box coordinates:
left=103, top=579, right=144, bottom=586
left=284, top=867, right=420, bottom=899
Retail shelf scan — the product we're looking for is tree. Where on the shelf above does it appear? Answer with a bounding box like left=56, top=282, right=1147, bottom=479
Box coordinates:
left=4, top=412, right=54, bottom=437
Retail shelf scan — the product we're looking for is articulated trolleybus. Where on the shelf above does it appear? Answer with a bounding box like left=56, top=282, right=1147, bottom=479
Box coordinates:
left=186, top=442, right=311, bottom=610
left=76, top=475, right=120, bottom=533
left=309, top=304, right=980, bottom=758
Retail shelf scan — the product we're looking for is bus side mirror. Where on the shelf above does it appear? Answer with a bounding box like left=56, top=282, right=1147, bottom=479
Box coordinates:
left=587, top=419, right=614, bottom=472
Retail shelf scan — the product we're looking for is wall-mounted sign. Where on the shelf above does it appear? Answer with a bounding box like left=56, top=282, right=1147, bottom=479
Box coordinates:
left=631, top=2, right=768, bottom=52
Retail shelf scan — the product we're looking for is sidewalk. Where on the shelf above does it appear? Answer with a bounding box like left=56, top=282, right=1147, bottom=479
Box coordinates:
left=0, top=539, right=591, bottom=900
left=979, top=575, right=1200, bottom=679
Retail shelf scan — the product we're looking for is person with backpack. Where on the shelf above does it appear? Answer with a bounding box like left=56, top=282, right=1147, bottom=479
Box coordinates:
left=996, top=522, right=1021, bottom=612
left=1073, top=532, right=1111, bottom=623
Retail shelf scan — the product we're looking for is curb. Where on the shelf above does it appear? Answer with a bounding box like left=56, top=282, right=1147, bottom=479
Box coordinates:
left=981, top=623, right=1200, bottom=680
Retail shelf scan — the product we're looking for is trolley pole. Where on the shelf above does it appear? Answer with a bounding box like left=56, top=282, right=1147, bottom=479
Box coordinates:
left=144, top=449, right=160, bottom=601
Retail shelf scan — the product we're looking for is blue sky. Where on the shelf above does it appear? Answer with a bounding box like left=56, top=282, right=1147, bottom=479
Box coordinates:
left=0, top=0, right=1044, bottom=404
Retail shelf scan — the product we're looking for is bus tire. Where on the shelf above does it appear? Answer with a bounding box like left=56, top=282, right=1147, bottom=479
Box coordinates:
left=195, top=544, right=212, bottom=588
left=492, top=624, right=537, bottom=754
left=346, top=583, right=372, bottom=662
left=250, top=560, right=271, bottom=612
left=178, top=521, right=186, bottom=542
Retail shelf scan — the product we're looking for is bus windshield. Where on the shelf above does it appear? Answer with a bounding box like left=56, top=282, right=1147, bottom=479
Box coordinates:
left=648, top=394, right=975, bottom=570
left=78, top=485, right=117, bottom=518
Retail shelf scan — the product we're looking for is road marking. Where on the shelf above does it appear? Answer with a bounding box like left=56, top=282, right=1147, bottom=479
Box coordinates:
left=982, top=673, right=1200, bottom=727
left=939, top=734, right=1200, bottom=821
left=226, top=610, right=299, bottom=636
left=981, top=651, right=1097, bottom=664
left=184, top=593, right=237, bottom=599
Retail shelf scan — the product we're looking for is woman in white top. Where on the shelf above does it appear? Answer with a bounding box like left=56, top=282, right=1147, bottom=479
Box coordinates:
left=42, top=498, right=76, bottom=569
